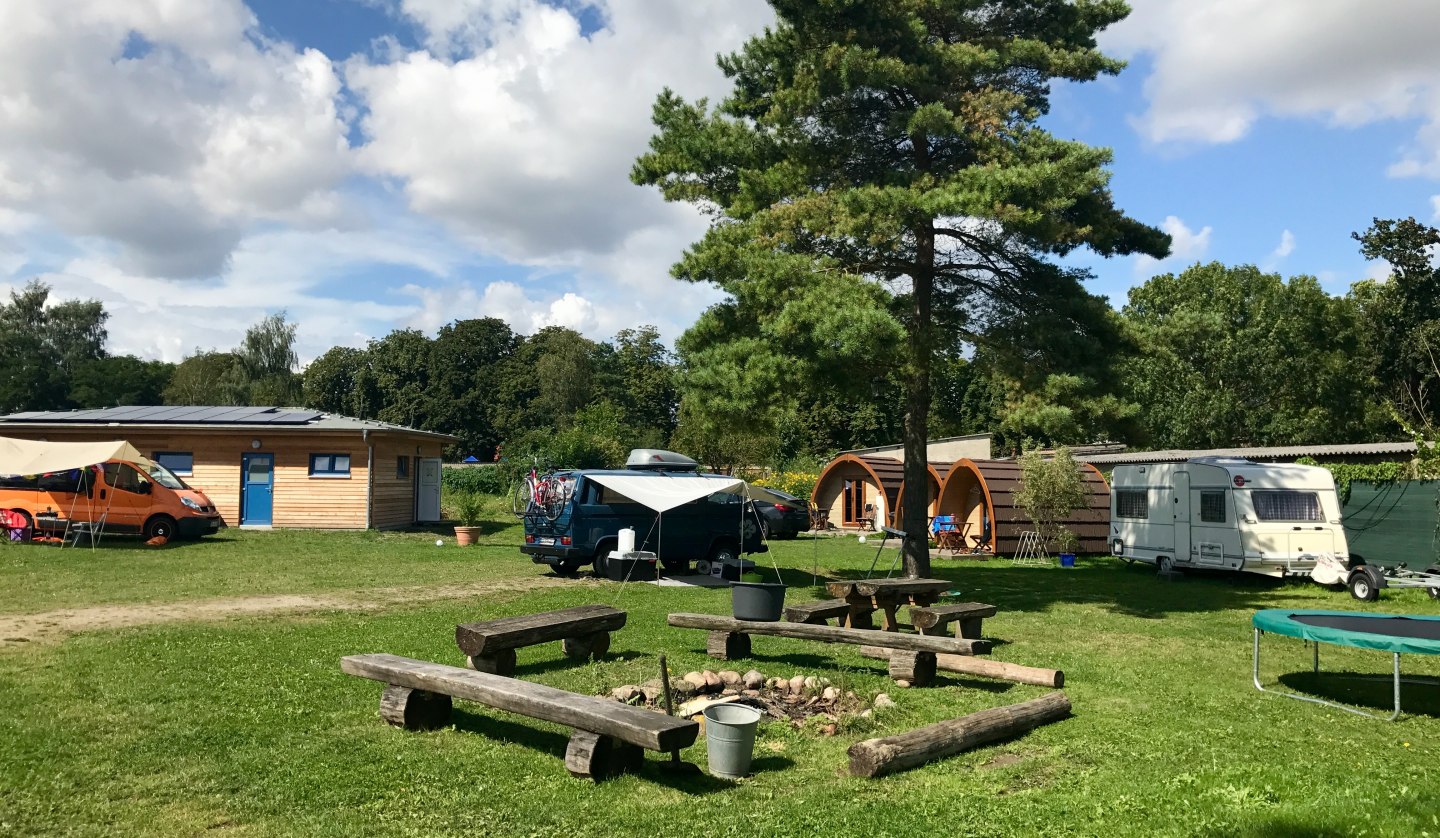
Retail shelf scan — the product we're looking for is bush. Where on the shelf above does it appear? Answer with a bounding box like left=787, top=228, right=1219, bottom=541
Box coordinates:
left=1013, top=446, right=1087, bottom=551
left=442, top=465, right=506, bottom=496
left=752, top=471, right=819, bottom=500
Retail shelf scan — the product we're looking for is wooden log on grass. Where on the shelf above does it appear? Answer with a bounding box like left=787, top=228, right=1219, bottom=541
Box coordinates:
left=848, top=691, right=1071, bottom=778
left=857, top=646, right=1064, bottom=688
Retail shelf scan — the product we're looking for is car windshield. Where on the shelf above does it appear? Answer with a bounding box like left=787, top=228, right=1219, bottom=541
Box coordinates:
left=146, top=462, right=190, bottom=490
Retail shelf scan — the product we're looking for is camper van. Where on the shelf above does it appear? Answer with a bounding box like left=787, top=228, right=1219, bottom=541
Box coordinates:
left=0, top=459, right=223, bottom=540
left=1108, top=457, right=1348, bottom=577
left=521, top=449, right=766, bottom=576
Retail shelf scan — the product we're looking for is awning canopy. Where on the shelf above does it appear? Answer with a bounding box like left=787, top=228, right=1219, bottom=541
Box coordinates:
left=583, top=472, right=747, bottom=513
left=0, top=437, right=150, bottom=476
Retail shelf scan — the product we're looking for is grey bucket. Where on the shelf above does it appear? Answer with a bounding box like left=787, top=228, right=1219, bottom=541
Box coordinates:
left=703, top=703, right=763, bottom=779
left=731, top=581, right=786, bottom=621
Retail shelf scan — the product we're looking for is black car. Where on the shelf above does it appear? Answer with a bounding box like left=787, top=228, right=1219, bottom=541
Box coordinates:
left=747, top=488, right=811, bottom=539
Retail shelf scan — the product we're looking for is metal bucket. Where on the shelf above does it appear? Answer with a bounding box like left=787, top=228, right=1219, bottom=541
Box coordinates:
left=702, top=703, right=762, bottom=779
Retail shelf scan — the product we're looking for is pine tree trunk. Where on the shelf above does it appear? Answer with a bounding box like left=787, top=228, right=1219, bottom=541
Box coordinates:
left=902, top=218, right=935, bottom=579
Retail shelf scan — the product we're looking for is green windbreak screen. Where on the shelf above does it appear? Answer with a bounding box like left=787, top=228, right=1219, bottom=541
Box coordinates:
left=1341, top=480, right=1440, bottom=567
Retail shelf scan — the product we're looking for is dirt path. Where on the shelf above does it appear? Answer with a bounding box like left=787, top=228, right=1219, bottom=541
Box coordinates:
left=0, top=575, right=578, bottom=647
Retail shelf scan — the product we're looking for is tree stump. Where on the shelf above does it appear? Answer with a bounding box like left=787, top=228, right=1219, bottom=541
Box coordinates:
left=563, top=730, right=643, bottom=781
left=378, top=684, right=453, bottom=730
left=707, top=631, right=751, bottom=660
left=888, top=651, right=937, bottom=687
left=561, top=631, right=610, bottom=661
left=467, top=648, right=517, bottom=676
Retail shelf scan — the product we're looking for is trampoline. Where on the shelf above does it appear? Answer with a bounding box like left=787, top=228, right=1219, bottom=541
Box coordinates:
left=1252, top=609, right=1440, bottom=721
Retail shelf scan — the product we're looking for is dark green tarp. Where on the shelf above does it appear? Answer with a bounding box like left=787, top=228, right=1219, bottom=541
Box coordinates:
left=1341, top=480, right=1440, bottom=567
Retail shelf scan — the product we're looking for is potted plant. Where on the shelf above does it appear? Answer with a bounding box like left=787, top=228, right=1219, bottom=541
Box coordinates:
left=452, top=492, right=485, bottom=546
left=1055, top=528, right=1080, bottom=568
left=732, top=569, right=786, bottom=621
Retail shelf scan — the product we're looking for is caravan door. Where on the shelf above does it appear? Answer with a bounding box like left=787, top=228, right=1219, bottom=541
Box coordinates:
left=1173, top=470, right=1192, bottom=565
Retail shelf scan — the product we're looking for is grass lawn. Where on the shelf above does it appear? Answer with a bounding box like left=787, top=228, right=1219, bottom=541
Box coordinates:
left=2, top=520, right=1438, bottom=836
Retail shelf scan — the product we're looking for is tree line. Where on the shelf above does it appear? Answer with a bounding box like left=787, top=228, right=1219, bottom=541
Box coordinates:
left=2, top=212, right=1436, bottom=468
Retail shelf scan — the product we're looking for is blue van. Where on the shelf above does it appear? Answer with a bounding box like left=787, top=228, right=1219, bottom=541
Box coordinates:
left=521, top=450, right=767, bottom=576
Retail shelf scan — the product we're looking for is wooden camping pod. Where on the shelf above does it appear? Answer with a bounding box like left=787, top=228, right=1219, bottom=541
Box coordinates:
left=811, top=454, right=905, bottom=530
left=932, top=458, right=1110, bottom=556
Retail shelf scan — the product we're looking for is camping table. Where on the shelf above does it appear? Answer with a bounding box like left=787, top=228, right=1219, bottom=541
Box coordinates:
left=824, top=578, right=953, bottom=631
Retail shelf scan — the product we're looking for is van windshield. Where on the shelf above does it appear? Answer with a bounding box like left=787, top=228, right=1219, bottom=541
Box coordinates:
left=146, top=463, right=191, bottom=490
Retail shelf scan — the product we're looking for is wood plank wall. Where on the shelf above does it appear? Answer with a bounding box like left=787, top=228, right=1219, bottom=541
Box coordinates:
left=0, top=428, right=445, bottom=530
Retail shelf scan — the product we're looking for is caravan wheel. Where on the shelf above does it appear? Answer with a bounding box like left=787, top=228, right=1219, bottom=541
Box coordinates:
left=1156, top=555, right=1177, bottom=576
left=1348, top=569, right=1379, bottom=602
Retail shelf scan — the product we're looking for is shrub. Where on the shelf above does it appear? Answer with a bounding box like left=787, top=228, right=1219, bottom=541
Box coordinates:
left=752, top=471, right=819, bottom=500
left=442, top=465, right=506, bottom=496
left=1013, top=446, right=1087, bottom=551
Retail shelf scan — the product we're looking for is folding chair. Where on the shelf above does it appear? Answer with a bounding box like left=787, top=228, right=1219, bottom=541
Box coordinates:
left=63, top=514, right=105, bottom=548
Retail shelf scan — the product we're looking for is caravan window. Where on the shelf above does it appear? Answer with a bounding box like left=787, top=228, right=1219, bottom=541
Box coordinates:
left=1200, top=491, right=1227, bottom=523
left=1252, top=490, right=1323, bottom=522
left=1115, top=490, right=1148, bottom=519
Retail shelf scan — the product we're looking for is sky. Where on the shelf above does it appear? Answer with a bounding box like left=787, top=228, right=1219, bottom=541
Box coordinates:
left=2, top=0, right=1439, bottom=365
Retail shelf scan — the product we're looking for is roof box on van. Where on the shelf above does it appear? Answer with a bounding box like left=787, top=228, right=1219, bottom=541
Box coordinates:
left=625, top=449, right=700, bottom=472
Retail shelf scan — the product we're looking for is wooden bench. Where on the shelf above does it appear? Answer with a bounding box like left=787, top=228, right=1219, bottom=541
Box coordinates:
left=341, top=654, right=698, bottom=781
left=910, top=603, right=997, bottom=640
left=455, top=605, right=626, bottom=675
left=783, top=600, right=854, bottom=626
left=667, top=612, right=991, bottom=687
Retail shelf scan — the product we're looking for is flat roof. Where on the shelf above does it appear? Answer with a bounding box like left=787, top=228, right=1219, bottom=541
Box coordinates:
left=0, top=406, right=457, bottom=442
left=1083, top=441, right=1417, bottom=465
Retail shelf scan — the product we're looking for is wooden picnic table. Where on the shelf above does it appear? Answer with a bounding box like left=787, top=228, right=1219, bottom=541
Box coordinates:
left=824, top=578, right=953, bottom=632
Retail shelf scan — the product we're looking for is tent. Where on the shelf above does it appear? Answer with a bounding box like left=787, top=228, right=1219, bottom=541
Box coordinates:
left=0, top=437, right=150, bottom=476
left=581, top=472, right=779, bottom=580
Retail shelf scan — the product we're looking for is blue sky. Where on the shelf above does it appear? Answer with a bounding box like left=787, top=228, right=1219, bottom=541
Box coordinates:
left=1, top=0, right=1437, bottom=363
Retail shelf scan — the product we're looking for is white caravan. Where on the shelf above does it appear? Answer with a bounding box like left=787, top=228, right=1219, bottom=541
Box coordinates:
left=1108, top=457, right=1348, bottom=578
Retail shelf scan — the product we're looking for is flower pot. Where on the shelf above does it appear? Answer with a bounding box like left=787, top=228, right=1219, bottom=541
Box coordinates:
left=454, top=526, right=481, bottom=546
left=1059, top=552, right=1076, bottom=568
left=731, top=581, right=786, bottom=621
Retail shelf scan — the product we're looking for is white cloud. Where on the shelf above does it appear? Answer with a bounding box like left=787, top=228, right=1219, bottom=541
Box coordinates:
left=1431, top=195, right=1440, bottom=220
left=1272, top=229, right=1296, bottom=260
left=1107, top=0, right=1440, bottom=174
left=0, top=0, right=353, bottom=278
left=346, top=0, right=773, bottom=264
left=1134, top=215, right=1212, bottom=277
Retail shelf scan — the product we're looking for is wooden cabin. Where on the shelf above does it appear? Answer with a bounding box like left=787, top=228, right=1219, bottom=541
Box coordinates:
left=893, top=460, right=954, bottom=532
left=0, top=407, right=454, bottom=530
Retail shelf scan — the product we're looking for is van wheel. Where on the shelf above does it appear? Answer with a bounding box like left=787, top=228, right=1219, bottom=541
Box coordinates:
left=709, top=543, right=739, bottom=567
left=144, top=515, right=176, bottom=540
left=694, top=559, right=712, bottom=576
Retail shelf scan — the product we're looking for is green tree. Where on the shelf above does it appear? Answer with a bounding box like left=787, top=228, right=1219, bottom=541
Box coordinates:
left=1013, top=446, right=1087, bottom=551
left=1352, top=216, right=1440, bottom=432
left=610, top=326, right=679, bottom=443
left=365, top=329, right=434, bottom=429
left=164, top=351, right=249, bottom=405
left=0, top=281, right=109, bottom=412
left=495, top=327, right=605, bottom=439
left=239, top=312, right=302, bottom=405
left=1121, top=262, right=1383, bottom=448
left=302, top=346, right=368, bottom=415
left=633, top=0, right=1167, bottom=574
left=428, top=318, right=518, bottom=460
left=69, top=356, right=173, bottom=408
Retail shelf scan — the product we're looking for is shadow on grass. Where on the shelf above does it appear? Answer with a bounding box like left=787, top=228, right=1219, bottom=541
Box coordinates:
left=817, top=557, right=1314, bottom=620
left=513, top=650, right=650, bottom=676
left=448, top=708, right=733, bottom=793
left=1276, top=671, right=1440, bottom=718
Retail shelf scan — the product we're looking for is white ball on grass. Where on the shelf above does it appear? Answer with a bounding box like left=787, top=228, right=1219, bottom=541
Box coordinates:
left=435, top=539, right=445, bottom=546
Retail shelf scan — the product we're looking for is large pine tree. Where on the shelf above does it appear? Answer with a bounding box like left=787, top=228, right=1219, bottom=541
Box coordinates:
left=634, top=0, right=1168, bottom=575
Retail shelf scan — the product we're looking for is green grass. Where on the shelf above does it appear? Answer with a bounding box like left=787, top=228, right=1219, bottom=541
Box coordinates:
left=2, top=523, right=1439, bottom=836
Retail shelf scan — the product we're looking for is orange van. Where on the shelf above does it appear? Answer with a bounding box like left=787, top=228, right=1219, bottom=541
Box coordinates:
left=0, top=459, right=223, bottom=540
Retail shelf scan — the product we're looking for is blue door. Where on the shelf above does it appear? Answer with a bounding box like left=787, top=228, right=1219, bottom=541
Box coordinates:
left=241, top=453, right=274, bottom=525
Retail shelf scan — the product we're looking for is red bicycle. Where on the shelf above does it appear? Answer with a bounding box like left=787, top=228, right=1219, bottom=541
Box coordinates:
left=509, top=465, right=571, bottom=521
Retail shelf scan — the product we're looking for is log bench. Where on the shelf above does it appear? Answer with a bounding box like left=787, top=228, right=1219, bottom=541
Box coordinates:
left=455, top=605, right=626, bottom=675
left=909, top=602, right=997, bottom=640
left=667, top=612, right=991, bottom=687
left=783, top=600, right=854, bottom=626
left=341, top=654, right=697, bottom=781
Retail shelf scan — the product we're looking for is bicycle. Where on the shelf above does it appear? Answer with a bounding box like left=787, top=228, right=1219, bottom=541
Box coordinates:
left=509, top=466, right=572, bottom=522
